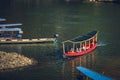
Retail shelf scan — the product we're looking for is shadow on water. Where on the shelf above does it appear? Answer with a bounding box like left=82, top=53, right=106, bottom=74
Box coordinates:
left=61, top=49, right=97, bottom=80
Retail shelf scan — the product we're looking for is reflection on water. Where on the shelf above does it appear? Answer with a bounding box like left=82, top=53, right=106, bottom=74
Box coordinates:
left=62, top=51, right=96, bottom=80
left=0, top=44, right=55, bottom=53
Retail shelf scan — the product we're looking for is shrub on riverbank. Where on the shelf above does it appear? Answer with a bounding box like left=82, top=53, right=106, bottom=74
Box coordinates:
left=0, top=51, right=37, bottom=71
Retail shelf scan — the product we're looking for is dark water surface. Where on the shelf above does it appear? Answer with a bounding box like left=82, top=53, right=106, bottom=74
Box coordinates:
left=0, top=0, right=120, bottom=80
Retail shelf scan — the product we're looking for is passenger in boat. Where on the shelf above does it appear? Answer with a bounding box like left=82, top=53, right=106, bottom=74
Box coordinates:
left=82, top=46, right=86, bottom=51
left=70, top=48, right=74, bottom=53
left=91, top=38, right=97, bottom=44
left=83, top=46, right=86, bottom=50
left=90, top=38, right=95, bottom=48
left=79, top=48, right=82, bottom=52
left=76, top=48, right=79, bottom=52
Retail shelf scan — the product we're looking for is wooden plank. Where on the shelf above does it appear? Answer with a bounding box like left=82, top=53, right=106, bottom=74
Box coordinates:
left=0, top=38, right=56, bottom=44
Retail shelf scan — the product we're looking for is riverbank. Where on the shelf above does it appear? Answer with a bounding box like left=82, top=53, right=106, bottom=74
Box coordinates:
left=0, top=51, right=37, bottom=71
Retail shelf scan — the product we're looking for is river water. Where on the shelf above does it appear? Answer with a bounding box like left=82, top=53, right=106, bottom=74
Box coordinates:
left=0, top=0, right=120, bottom=80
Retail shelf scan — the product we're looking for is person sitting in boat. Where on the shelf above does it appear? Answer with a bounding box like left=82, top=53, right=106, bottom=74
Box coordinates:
left=70, top=48, right=74, bottom=53
left=82, top=46, right=86, bottom=51
left=83, top=46, right=86, bottom=50
left=76, top=48, right=79, bottom=52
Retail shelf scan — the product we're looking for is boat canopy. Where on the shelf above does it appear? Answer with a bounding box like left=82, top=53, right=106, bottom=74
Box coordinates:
left=0, top=18, right=6, bottom=22
left=0, top=23, right=22, bottom=27
left=0, top=28, right=22, bottom=32
left=63, top=31, right=98, bottom=43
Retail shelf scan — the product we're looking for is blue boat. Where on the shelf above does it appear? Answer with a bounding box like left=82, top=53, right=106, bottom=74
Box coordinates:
left=76, top=66, right=113, bottom=80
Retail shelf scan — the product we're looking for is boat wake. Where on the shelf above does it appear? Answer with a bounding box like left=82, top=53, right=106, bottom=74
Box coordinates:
left=97, top=42, right=107, bottom=47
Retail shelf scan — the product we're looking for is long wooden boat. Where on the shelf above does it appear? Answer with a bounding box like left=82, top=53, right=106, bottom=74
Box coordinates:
left=0, top=38, right=56, bottom=44
left=62, top=31, right=98, bottom=57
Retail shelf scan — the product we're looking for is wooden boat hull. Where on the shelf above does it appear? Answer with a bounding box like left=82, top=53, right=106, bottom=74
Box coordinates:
left=64, top=43, right=97, bottom=57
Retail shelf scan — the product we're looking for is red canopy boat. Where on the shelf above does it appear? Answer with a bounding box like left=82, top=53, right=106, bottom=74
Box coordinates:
left=62, top=31, right=98, bottom=57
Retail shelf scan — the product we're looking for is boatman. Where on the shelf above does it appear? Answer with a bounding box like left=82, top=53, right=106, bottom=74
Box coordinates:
left=54, top=34, right=59, bottom=39
left=53, top=34, right=59, bottom=45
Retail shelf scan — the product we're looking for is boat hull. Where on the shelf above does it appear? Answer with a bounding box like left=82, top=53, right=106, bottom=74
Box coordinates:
left=64, top=43, right=97, bottom=57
